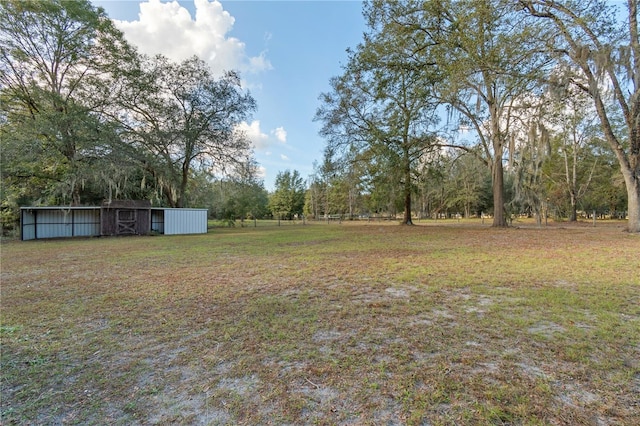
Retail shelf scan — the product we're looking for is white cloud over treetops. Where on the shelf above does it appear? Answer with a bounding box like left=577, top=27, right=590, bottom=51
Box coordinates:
left=113, top=0, right=271, bottom=77
left=236, top=120, right=269, bottom=150
left=236, top=120, right=288, bottom=152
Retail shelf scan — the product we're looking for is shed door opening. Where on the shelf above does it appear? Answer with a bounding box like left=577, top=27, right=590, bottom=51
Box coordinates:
left=117, top=209, right=137, bottom=235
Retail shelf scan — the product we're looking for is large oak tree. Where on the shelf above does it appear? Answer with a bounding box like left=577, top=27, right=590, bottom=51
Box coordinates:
left=0, top=0, right=137, bottom=205
left=521, top=0, right=640, bottom=232
left=112, top=55, right=256, bottom=208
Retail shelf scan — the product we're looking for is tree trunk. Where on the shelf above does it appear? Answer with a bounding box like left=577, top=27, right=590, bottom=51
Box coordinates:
left=71, top=185, right=81, bottom=206
left=402, top=151, right=413, bottom=225
left=349, top=187, right=355, bottom=220
left=569, top=190, right=577, bottom=222
left=177, top=160, right=190, bottom=208
left=624, top=172, right=640, bottom=233
left=402, top=176, right=413, bottom=225
left=164, top=185, right=178, bottom=208
left=402, top=189, right=413, bottom=225
left=491, top=155, right=507, bottom=227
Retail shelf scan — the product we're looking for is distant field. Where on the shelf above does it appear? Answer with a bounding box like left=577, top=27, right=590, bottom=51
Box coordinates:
left=1, top=221, right=639, bottom=425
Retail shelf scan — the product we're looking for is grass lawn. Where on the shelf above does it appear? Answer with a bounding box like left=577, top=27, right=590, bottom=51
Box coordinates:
left=1, top=221, right=639, bottom=425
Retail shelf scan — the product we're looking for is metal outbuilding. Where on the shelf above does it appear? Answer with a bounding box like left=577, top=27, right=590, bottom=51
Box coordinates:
left=20, top=202, right=208, bottom=241
left=150, top=208, right=208, bottom=235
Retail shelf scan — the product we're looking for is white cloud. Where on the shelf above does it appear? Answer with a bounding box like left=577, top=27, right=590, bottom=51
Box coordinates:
left=280, top=154, right=290, bottom=161
left=271, top=127, right=287, bottom=143
left=113, top=0, right=271, bottom=77
left=237, top=121, right=290, bottom=151
left=236, top=120, right=269, bottom=150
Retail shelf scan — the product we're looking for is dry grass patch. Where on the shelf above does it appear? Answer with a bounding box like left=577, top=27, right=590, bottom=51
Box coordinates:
left=1, top=222, right=639, bottom=424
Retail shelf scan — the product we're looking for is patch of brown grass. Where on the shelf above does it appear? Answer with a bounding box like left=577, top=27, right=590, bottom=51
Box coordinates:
left=1, top=222, right=639, bottom=424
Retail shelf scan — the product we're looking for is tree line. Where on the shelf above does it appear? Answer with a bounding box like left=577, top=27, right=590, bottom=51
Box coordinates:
left=315, top=0, right=639, bottom=231
left=2, top=0, right=638, bottom=233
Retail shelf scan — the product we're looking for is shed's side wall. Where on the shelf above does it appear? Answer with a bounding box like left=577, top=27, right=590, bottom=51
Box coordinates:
left=100, top=208, right=117, bottom=235
left=136, top=209, right=151, bottom=235
left=21, top=210, right=36, bottom=241
left=35, top=210, right=72, bottom=239
left=164, top=209, right=207, bottom=235
left=73, top=210, right=101, bottom=236
left=20, top=208, right=100, bottom=240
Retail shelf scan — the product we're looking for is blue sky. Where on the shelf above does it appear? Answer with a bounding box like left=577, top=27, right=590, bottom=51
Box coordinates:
left=91, top=0, right=366, bottom=190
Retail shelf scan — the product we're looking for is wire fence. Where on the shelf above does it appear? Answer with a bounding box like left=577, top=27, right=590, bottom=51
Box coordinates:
left=208, top=215, right=404, bottom=229
left=208, top=218, right=308, bottom=229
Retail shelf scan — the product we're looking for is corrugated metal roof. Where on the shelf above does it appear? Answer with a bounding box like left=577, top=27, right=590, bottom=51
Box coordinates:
left=102, top=200, right=151, bottom=208
left=20, top=206, right=101, bottom=210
